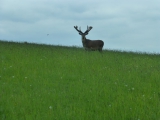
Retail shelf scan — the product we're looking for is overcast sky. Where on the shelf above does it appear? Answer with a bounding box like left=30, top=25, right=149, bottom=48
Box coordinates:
left=0, top=0, right=160, bottom=53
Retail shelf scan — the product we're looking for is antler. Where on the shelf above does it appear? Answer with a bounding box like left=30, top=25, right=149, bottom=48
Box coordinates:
left=74, top=26, right=83, bottom=34
left=74, top=25, right=92, bottom=35
left=84, top=26, right=93, bottom=35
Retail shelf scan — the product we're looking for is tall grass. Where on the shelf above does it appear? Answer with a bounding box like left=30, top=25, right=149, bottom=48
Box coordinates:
left=0, top=40, right=160, bottom=120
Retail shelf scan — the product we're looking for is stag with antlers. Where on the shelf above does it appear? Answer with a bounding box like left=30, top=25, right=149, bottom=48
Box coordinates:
left=74, top=26, right=104, bottom=52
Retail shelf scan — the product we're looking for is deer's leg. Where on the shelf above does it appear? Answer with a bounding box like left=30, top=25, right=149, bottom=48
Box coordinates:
left=98, top=48, right=102, bottom=52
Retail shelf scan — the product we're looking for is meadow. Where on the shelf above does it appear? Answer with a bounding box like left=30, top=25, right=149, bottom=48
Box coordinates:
left=0, top=40, right=160, bottom=120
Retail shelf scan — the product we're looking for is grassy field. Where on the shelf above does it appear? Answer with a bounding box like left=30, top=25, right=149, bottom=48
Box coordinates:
left=0, top=40, right=160, bottom=120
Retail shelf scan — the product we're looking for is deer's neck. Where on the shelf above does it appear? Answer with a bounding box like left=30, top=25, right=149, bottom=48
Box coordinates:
left=81, top=36, right=87, bottom=47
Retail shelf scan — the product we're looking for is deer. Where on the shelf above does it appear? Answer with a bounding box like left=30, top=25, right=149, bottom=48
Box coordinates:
left=74, top=26, right=104, bottom=52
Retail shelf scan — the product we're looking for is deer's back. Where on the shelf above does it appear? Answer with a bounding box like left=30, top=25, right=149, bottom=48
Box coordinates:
left=86, top=39, right=104, bottom=48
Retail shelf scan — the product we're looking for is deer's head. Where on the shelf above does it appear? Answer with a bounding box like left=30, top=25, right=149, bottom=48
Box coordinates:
left=74, top=26, right=92, bottom=42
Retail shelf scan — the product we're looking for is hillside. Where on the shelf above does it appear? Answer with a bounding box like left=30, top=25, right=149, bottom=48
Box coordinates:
left=0, top=40, right=160, bottom=120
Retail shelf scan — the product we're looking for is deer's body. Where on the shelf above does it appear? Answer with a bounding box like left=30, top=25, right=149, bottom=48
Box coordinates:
left=74, top=26, right=104, bottom=52
left=82, top=37, right=104, bottom=51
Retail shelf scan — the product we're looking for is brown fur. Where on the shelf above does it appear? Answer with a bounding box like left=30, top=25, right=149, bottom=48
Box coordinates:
left=82, top=38, right=104, bottom=52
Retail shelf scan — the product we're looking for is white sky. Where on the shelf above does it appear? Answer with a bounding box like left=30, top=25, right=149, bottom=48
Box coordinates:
left=0, top=0, right=160, bottom=53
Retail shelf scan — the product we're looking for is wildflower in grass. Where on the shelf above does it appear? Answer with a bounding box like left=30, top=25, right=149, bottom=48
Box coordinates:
left=49, top=106, right=52, bottom=109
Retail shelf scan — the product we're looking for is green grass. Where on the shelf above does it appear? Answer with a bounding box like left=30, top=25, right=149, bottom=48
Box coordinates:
left=0, top=40, right=160, bottom=120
